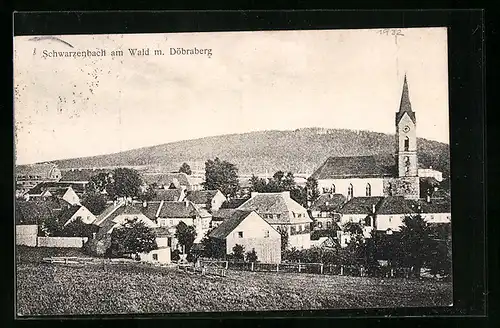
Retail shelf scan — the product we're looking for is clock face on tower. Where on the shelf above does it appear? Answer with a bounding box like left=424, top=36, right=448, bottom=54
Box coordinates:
left=402, top=125, right=410, bottom=133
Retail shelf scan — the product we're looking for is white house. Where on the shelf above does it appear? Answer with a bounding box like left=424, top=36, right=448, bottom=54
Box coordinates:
left=185, top=190, right=227, bottom=211
left=209, top=210, right=281, bottom=264
left=237, top=191, right=312, bottom=250
left=24, top=185, right=81, bottom=205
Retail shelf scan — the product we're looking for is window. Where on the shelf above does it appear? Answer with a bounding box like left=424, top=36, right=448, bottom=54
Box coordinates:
left=323, top=187, right=329, bottom=193
left=404, top=136, right=409, bottom=151
left=238, top=231, right=243, bottom=238
left=152, top=254, right=158, bottom=261
left=318, top=222, right=323, bottom=228
left=364, top=216, right=372, bottom=227
left=389, top=216, right=393, bottom=223
left=331, top=184, right=336, bottom=193
left=365, top=183, right=371, bottom=197
left=264, top=230, right=269, bottom=238
left=348, top=184, right=354, bottom=198
left=327, top=221, right=332, bottom=228
left=160, top=220, right=167, bottom=227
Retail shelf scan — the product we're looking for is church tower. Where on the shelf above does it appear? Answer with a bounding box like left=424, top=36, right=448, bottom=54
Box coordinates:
left=393, top=75, right=420, bottom=199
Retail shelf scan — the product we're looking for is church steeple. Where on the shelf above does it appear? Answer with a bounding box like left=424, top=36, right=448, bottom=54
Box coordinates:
left=395, top=74, right=416, bottom=125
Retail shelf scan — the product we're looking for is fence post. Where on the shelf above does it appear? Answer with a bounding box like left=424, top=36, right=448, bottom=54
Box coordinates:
left=276, top=263, right=279, bottom=272
left=251, top=262, right=254, bottom=271
left=320, top=263, right=324, bottom=275
left=390, top=268, right=394, bottom=278
left=225, top=261, right=228, bottom=270
left=360, top=266, right=364, bottom=277
left=298, top=264, right=302, bottom=273
left=340, top=266, right=344, bottom=276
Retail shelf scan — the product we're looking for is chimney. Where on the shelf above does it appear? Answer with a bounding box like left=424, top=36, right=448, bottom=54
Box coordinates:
left=426, top=194, right=431, bottom=203
left=329, top=193, right=333, bottom=199
left=185, top=200, right=189, bottom=208
left=113, top=200, right=117, bottom=207
left=143, top=200, right=147, bottom=208
left=325, top=201, right=329, bottom=206
left=372, top=204, right=376, bottom=214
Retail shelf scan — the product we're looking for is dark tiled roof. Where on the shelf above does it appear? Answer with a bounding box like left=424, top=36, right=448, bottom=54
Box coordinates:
left=310, top=194, right=346, bottom=212
left=157, top=201, right=211, bottom=219
left=238, top=192, right=312, bottom=224
left=58, top=205, right=82, bottom=223
left=15, top=200, right=59, bottom=225
left=417, top=198, right=451, bottom=214
left=186, top=190, right=221, bottom=204
left=220, top=198, right=249, bottom=209
left=338, top=197, right=384, bottom=215
left=143, top=173, right=192, bottom=188
left=211, top=209, right=238, bottom=221
left=26, top=182, right=86, bottom=195
left=153, top=227, right=175, bottom=238
left=311, top=154, right=395, bottom=180
left=152, top=189, right=183, bottom=202
left=209, top=210, right=254, bottom=239
left=60, top=168, right=110, bottom=182
left=376, top=196, right=414, bottom=215
left=131, top=201, right=162, bottom=220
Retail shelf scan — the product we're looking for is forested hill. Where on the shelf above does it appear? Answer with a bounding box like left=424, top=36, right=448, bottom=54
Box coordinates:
left=52, top=128, right=450, bottom=178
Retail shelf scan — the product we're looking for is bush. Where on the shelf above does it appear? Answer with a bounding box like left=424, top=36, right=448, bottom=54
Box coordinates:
left=245, top=249, right=258, bottom=262
left=232, top=244, right=245, bottom=261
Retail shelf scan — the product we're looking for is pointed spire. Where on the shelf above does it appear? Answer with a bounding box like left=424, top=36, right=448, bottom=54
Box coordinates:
left=399, top=74, right=413, bottom=113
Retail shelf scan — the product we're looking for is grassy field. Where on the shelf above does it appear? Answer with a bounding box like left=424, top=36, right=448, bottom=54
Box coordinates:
left=16, top=247, right=453, bottom=316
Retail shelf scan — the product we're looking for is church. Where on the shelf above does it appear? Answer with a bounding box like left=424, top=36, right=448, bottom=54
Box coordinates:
left=311, top=75, right=431, bottom=201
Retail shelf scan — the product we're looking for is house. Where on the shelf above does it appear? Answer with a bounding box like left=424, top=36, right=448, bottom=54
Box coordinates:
left=185, top=190, right=227, bottom=211
left=373, top=196, right=415, bottom=233
left=414, top=195, right=451, bottom=225
left=310, top=236, right=337, bottom=249
left=16, top=163, right=62, bottom=191
left=209, top=210, right=281, bottom=264
left=143, top=172, right=198, bottom=191
left=15, top=199, right=64, bottom=225
left=338, top=196, right=384, bottom=227
left=60, top=204, right=98, bottom=226
left=237, top=191, right=313, bottom=250
left=155, top=200, right=212, bottom=242
left=309, top=193, right=346, bottom=230
left=24, top=182, right=84, bottom=204
left=311, top=76, right=448, bottom=201
left=418, top=168, right=444, bottom=182
left=138, top=228, right=172, bottom=264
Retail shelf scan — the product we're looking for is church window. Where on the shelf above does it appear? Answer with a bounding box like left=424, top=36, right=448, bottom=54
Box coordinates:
left=331, top=184, right=336, bottom=193
left=364, top=216, right=372, bottom=227
left=404, top=136, right=409, bottom=151
left=348, top=184, right=354, bottom=198
left=365, top=183, right=371, bottom=197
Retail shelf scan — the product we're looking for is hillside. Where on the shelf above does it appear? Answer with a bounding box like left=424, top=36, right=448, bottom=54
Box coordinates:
left=51, top=128, right=450, bottom=177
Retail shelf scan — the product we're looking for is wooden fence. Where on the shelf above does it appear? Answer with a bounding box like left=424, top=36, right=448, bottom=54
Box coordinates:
left=196, top=258, right=418, bottom=278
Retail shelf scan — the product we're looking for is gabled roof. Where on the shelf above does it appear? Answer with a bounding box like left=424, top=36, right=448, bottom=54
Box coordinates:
left=152, top=189, right=183, bottom=202
left=209, top=210, right=255, bottom=239
left=157, top=201, right=211, bottom=219
left=310, top=194, right=347, bottom=212
left=143, top=172, right=192, bottom=188
left=311, top=154, right=395, bottom=180
left=237, top=192, right=312, bottom=224
left=185, top=190, right=222, bottom=204
left=376, top=196, right=414, bottom=215
left=26, top=182, right=86, bottom=195
left=58, top=205, right=82, bottom=223
left=131, top=201, right=163, bottom=220
left=338, top=196, right=384, bottom=215
left=16, top=163, right=59, bottom=178
left=396, top=75, right=416, bottom=125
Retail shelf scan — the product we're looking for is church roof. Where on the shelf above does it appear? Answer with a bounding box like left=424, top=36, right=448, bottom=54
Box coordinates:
left=310, top=194, right=347, bottom=212
left=396, top=75, right=416, bottom=125
left=338, top=196, right=384, bottom=215
left=311, top=154, right=395, bottom=180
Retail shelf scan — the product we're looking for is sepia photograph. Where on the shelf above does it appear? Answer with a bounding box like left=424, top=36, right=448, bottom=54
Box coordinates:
left=14, top=27, right=452, bottom=316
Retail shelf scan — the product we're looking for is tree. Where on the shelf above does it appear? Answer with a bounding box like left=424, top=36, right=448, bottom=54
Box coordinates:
left=203, top=157, right=240, bottom=198
left=179, top=163, right=192, bottom=175
left=232, top=244, right=245, bottom=260
left=61, top=217, right=99, bottom=238
left=305, top=177, right=320, bottom=203
left=276, top=226, right=289, bottom=253
left=81, top=192, right=107, bottom=215
left=175, top=221, right=197, bottom=254
left=245, top=248, right=258, bottom=262
left=105, top=168, right=143, bottom=200
left=39, top=215, right=64, bottom=237
left=200, top=235, right=225, bottom=259
left=87, top=172, right=112, bottom=194
left=107, top=218, right=158, bottom=258
left=343, top=221, right=364, bottom=235
left=398, top=214, right=433, bottom=277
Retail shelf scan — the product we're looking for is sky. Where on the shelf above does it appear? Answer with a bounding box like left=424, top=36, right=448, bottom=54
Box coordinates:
left=14, top=27, right=449, bottom=165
